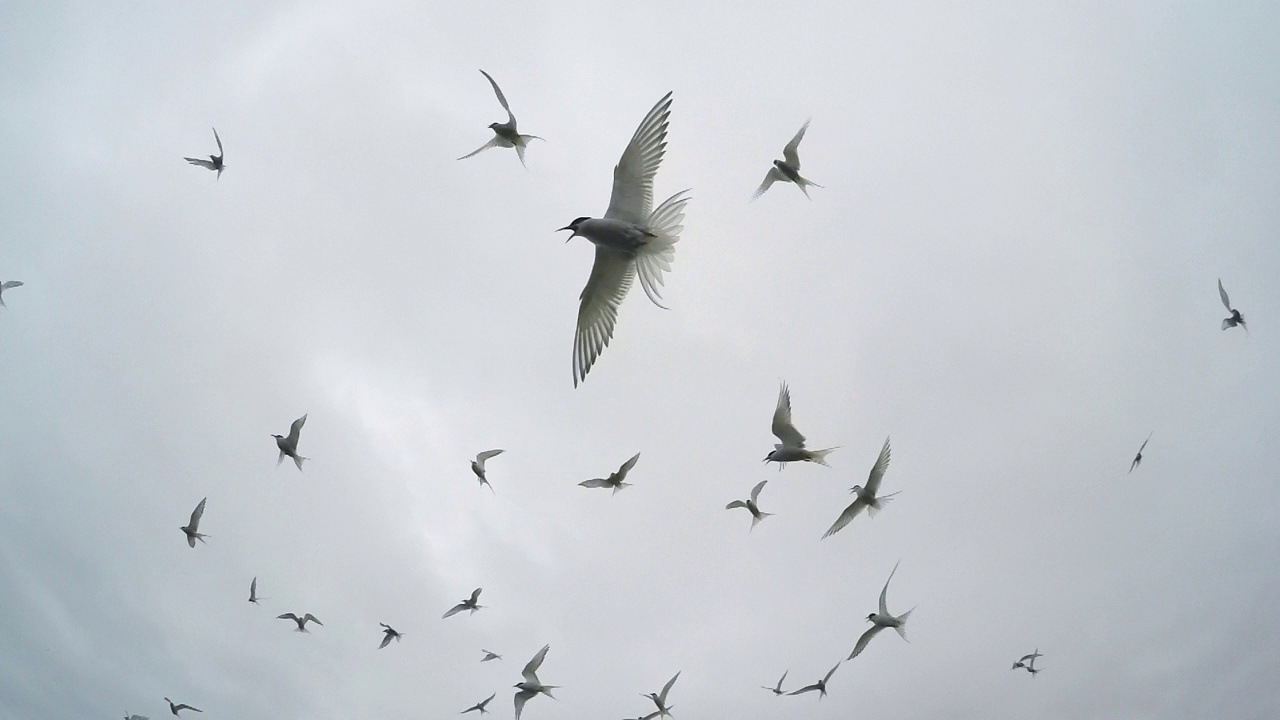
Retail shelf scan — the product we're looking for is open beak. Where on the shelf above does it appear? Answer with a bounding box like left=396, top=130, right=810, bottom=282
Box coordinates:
left=557, top=225, right=576, bottom=242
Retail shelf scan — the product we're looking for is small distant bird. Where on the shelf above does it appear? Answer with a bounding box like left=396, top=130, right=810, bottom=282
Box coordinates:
left=378, top=623, right=403, bottom=649
left=1218, top=279, right=1247, bottom=332
left=480, top=649, right=503, bottom=662
left=471, top=449, right=505, bottom=492
left=762, top=669, right=788, bottom=695
left=125, top=714, right=148, bottom=720
left=848, top=560, right=914, bottom=660
left=180, top=498, right=208, bottom=548
left=823, top=437, right=895, bottom=538
left=752, top=120, right=822, bottom=200
left=726, top=480, right=773, bottom=531
left=641, top=671, right=679, bottom=718
left=787, top=662, right=839, bottom=699
left=624, top=713, right=661, bottom=720
left=163, top=698, right=201, bottom=716
left=764, top=382, right=837, bottom=468
left=0, top=280, right=24, bottom=307
left=461, top=692, right=497, bottom=715
left=579, top=452, right=640, bottom=495
left=1129, top=433, right=1152, bottom=474
left=272, top=414, right=308, bottom=471
left=558, top=91, right=691, bottom=387
left=513, top=644, right=558, bottom=720
left=1012, top=649, right=1043, bottom=672
left=248, top=576, right=264, bottom=604
left=459, top=70, right=543, bottom=168
left=443, top=588, right=484, bottom=618
left=183, top=128, right=224, bottom=180
left=277, top=612, right=323, bottom=632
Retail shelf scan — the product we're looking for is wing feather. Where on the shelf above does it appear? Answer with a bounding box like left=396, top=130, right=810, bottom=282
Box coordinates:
left=771, top=383, right=806, bottom=447
left=782, top=120, right=810, bottom=168
left=188, top=498, right=206, bottom=529
left=864, top=437, right=891, bottom=494
left=522, top=644, right=550, bottom=681
left=287, top=415, right=307, bottom=445
left=605, top=92, right=672, bottom=225
left=574, top=246, right=635, bottom=386
left=822, top=498, right=867, bottom=539
left=479, top=69, right=514, bottom=121
left=1218, top=278, right=1232, bottom=311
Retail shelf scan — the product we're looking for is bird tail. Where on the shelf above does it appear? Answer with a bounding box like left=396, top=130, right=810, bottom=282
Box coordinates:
left=867, top=491, right=900, bottom=517
left=810, top=447, right=838, bottom=466
left=750, top=512, right=773, bottom=531
left=292, top=455, right=308, bottom=471
left=541, top=686, right=560, bottom=699
left=894, top=608, right=915, bottom=641
left=637, top=189, right=692, bottom=308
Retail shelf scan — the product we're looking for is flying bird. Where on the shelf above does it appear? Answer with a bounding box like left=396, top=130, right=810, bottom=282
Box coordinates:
left=752, top=120, right=822, bottom=200
left=183, top=128, right=224, bottom=179
left=125, top=714, right=148, bottom=720
left=272, top=414, right=308, bottom=471
left=471, top=449, right=504, bottom=492
left=248, top=576, right=264, bottom=604
left=558, top=91, right=692, bottom=387
left=762, top=669, right=788, bottom=696
left=0, top=280, right=24, bottom=307
left=480, top=649, right=503, bottom=662
left=823, top=437, right=895, bottom=538
left=180, top=498, right=208, bottom=548
left=378, top=623, right=402, bottom=649
left=787, top=662, right=839, bottom=699
left=579, top=452, right=641, bottom=495
left=163, top=698, right=201, bottom=716
left=848, top=560, right=914, bottom=660
left=1218, top=279, right=1246, bottom=332
left=764, top=382, right=837, bottom=468
left=459, top=70, right=543, bottom=168
left=443, top=588, right=484, bottom=618
left=461, top=692, right=496, bottom=715
left=726, top=480, right=773, bottom=531
left=1012, top=649, right=1043, bottom=672
left=1129, top=433, right=1152, bottom=474
left=277, top=612, right=323, bottom=632
left=641, top=671, right=679, bottom=718
left=513, top=644, right=558, bottom=720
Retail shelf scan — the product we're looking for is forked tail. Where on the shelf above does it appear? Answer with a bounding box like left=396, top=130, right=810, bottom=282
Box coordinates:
left=810, top=447, right=838, bottom=466
left=637, top=190, right=692, bottom=308
left=894, top=608, right=915, bottom=641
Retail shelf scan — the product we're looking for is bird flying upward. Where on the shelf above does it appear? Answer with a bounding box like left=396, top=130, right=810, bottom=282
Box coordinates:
left=764, top=382, right=837, bottom=468
left=579, top=452, right=641, bottom=494
left=272, top=414, right=308, bottom=471
left=823, top=437, right=895, bottom=538
left=752, top=120, right=823, bottom=200
left=183, top=128, right=224, bottom=179
left=558, top=92, right=691, bottom=387
left=848, top=560, right=914, bottom=660
left=180, top=498, right=208, bottom=548
left=459, top=70, right=542, bottom=167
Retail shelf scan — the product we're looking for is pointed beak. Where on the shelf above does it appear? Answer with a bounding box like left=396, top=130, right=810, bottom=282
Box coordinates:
left=557, top=225, right=576, bottom=241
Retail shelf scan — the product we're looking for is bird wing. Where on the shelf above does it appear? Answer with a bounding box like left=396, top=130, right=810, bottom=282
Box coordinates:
left=469, top=587, right=483, bottom=603
left=616, top=452, right=641, bottom=478
left=864, top=437, right=892, bottom=494
left=1137, top=433, right=1151, bottom=454
left=771, top=383, right=806, bottom=447
left=476, top=449, right=505, bottom=463
left=175, top=704, right=201, bottom=713
left=821, top=497, right=867, bottom=539
left=848, top=624, right=886, bottom=659
left=513, top=689, right=535, bottom=720
left=574, top=245, right=636, bottom=387
left=212, top=127, right=222, bottom=156
left=379, top=633, right=393, bottom=649
left=787, top=682, right=820, bottom=696
left=1218, top=278, right=1232, bottom=311
left=725, top=500, right=748, bottom=510
left=822, top=662, right=840, bottom=683
left=751, top=167, right=782, bottom=200
left=250, top=577, right=257, bottom=599
left=277, top=613, right=299, bottom=622
left=879, top=560, right=900, bottom=616
left=459, top=136, right=503, bottom=160
left=287, top=414, right=307, bottom=445
left=479, top=69, right=515, bottom=124
left=522, top=644, right=550, bottom=682
left=658, top=671, right=680, bottom=703
left=1, top=281, right=23, bottom=290
left=185, top=157, right=216, bottom=169
left=605, top=92, right=672, bottom=225
left=480, top=692, right=496, bottom=707
left=749, top=480, right=768, bottom=504
left=580, top=478, right=612, bottom=488
left=303, top=613, right=322, bottom=626
left=442, top=603, right=467, bottom=618
left=782, top=120, right=810, bottom=169
left=776, top=669, right=788, bottom=690
left=188, top=498, right=206, bottom=530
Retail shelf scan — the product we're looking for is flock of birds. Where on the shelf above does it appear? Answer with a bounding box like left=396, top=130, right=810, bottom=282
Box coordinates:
left=2, top=66, right=1248, bottom=720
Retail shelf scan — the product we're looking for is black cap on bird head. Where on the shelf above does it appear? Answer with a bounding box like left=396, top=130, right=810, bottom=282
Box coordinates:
left=558, top=217, right=591, bottom=241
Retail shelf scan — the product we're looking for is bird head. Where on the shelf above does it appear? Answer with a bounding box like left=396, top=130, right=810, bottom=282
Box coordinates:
left=762, top=451, right=775, bottom=462
left=865, top=612, right=877, bottom=622
left=850, top=484, right=864, bottom=495
left=558, top=217, right=589, bottom=241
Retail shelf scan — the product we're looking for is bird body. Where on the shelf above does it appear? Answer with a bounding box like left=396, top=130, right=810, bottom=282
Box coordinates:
left=559, top=91, right=691, bottom=387
left=462, top=692, right=496, bottom=714
left=1012, top=649, right=1043, bottom=672
left=183, top=128, right=224, bottom=179
left=823, top=437, right=895, bottom=538
left=471, top=449, right=504, bottom=492
left=1218, top=279, right=1247, bottom=331
left=848, top=560, right=913, bottom=660
left=378, top=623, right=402, bottom=648
left=164, top=698, right=202, bottom=716
left=580, top=452, right=640, bottom=494
left=180, top=498, right=208, bottom=548
left=459, top=70, right=541, bottom=167
left=513, top=644, right=558, bottom=720
left=443, top=587, right=484, bottom=618
left=787, top=662, right=839, bottom=699
left=753, top=121, right=822, bottom=199
left=762, top=669, right=788, bottom=695
left=248, top=576, right=263, bottom=604
left=1130, top=433, right=1152, bottom=473
left=272, top=414, right=308, bottom=471
left=0, top=280, right=23, bottom=307
left=764, top=383, right=836, bottom=468
left=277, top=612, right=323, bottom=632
left=642, top=671, right=679, bottom=717
left=480, top=649, right=503, bottom=662
left=726, top=480, right=773, bottom=530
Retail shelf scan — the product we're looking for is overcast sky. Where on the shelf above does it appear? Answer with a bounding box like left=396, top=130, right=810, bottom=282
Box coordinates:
left=2, top=2, right=1279, bottom=719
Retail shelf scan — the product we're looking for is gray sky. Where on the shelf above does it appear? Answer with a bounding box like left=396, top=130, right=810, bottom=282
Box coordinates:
left=2, top=1, right=1278, bottom=718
